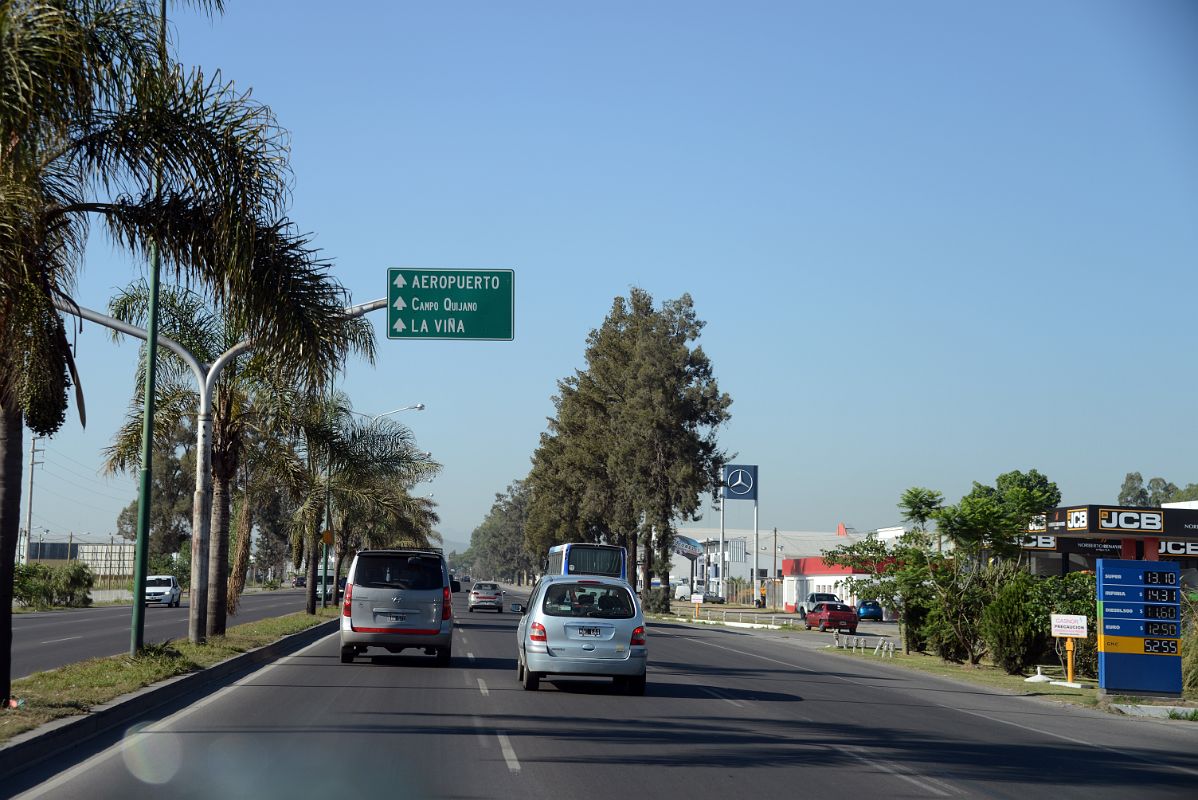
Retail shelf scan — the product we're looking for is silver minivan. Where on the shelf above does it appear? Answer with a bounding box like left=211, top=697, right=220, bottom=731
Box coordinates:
left=514, top=575, right=648, bottom=694
left=339, top=549, right=457, bottom=665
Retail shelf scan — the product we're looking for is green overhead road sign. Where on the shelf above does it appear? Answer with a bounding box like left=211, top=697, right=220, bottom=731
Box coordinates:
left=387, top=268, right=514, bottom=341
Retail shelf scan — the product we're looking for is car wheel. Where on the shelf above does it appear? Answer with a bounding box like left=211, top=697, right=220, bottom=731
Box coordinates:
left=804, top=622, right=812, bottom=630
left=468, top=606, right=474, bottom=612
left=340, top=646, right=354, bottom=664
left=495, top=607, right=502, bottom=614
left=521, top=663, right=540, bottom=691
left=848, top=627, right=857, bottom=634
left=797, top=606, right=805, bottom=617
left=818, top=622, right=826, bottom=632
left=517, top=659, right=525, bottom=683
left=626, top=673, right=647, bottom=696
left=435, top=647, right=451, bottom=667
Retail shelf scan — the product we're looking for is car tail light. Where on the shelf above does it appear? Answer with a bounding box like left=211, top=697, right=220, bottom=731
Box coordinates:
left=443, top=586, right=452, bottom=620
left=630, top=625, right=646, bottom=646
left=530, top=622, right=547, bottom=642
left=342, top=582, right=353, bottom=617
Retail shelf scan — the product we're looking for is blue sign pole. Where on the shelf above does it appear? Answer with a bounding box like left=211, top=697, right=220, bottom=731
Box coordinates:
left=721, top=465, right=758, bottom=600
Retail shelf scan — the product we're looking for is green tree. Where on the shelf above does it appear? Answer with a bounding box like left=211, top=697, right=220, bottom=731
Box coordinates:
left=263, top=391, right=438, bottom=614
left=1146, top=477, right=1179, bottom=507
left=525, top=289, right=730, bottom=606
left=898, top=487, right=943, bottom=550
left=113, top=415, right=194, bottom=556
left=470, top=481, right=535, bottom=584
left=104, top=283, right=372, bottom=633
left=0, top=0, right=364, bottom=701
left=1119, top=472, right=1149, bottom=507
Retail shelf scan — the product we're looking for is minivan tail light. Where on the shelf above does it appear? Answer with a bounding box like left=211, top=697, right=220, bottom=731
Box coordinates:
left=442, top=586, right=452, bottom=620
left=530, top=622, right=547, bottom=642
left=630, top=626, right=646, bottom=646
left=342, top=582, right=353, bottom=617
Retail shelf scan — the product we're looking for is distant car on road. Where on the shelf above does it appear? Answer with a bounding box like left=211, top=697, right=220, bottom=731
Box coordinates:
left=468, top=582, right=505, bottom=612
left=797, top=592, right=842, bottom=617
left=291, top=575, right=306, bottom=588
left=804, top=602, right=858, bottom=634
left=144, top=575, right=181, bottom=607
left=700, top=592, right=725, bottom=604
left=857, top=600, right=884, bottom=621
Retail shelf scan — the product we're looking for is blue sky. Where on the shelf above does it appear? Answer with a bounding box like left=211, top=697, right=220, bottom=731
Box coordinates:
left=27, top=1, right=1198, bottom=553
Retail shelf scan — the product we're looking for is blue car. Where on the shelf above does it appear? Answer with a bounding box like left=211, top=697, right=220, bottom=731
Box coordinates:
left=857, top=600, right=884, bottom=621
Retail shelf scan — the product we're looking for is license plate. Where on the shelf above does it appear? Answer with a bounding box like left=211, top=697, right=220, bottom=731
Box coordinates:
left=385, top=613, right=406, bottom=621
left=578, top=627, right=601, bottom=637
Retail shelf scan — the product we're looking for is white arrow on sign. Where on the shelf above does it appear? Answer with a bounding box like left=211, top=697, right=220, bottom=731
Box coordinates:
left=393, top=273, right=407, bottom=289
left=393, top=296, right=407, bottom=311
left=393, top=318, right=406, bottom=333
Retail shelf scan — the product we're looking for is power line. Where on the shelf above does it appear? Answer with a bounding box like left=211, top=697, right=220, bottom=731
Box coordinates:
left=40, top=465, right=135, bottom=503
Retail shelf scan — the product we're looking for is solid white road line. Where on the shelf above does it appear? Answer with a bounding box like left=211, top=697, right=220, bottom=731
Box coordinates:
left=38, top=636, right=81, bottom=644
left=477, top=677, right=490, bottom=697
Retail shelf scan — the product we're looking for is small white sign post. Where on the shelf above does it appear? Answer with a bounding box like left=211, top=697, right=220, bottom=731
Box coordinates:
left=1050, top=614, right=1088, bottom=686
left=691, top=593, right=704, bottom=619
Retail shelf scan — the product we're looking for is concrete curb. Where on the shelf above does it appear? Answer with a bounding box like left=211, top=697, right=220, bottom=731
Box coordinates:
left=0, top=619, right=339, bottom=781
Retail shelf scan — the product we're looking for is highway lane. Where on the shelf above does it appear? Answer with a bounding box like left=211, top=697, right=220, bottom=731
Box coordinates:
left=10, top=594, right=1198, bottom=799
left=11, top=590, right=313, bottom=678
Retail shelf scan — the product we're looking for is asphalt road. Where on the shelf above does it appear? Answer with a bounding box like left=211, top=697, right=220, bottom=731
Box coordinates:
left=8, top=589, right=1198, bottom=799
left=11, top=589, right=315, bottom=678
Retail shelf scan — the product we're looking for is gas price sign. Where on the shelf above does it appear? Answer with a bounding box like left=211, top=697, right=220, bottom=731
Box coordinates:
left=1097, top=560, right=1182, bottom=695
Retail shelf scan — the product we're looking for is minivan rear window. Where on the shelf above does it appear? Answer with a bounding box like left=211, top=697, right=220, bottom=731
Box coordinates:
left=353, top=555, right=442, bottom=590
left=541, top=583, right=634, bottom=619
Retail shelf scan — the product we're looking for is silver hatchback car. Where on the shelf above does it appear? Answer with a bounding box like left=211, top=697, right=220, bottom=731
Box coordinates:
left=339, top=549, right=456, bottom=665
left=514, top=575, right=647, bottom=694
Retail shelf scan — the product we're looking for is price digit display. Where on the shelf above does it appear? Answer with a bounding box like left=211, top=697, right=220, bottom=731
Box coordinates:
left=1143, top=604, right=1177, bottom=620
left=1143, top=638, right=1179, bottom=655
left=1143, top=570, right=1176, bottom=586
left=1143, top=587, right=1177, bottom=603
left=1145, top=622, right=1178, bottom=637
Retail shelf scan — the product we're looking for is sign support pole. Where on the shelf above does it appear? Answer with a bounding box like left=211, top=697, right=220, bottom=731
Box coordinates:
left=719, top=502, right=725, bottom=599
left=752, top=500, right=759, bottom=605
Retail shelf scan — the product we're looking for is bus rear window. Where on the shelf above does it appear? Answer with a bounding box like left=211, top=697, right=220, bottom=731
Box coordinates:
left=567, top=546, right=623, bottom=577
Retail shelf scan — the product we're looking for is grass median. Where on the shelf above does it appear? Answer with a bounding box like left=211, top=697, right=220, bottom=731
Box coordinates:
left=0, top=607, right=339, bottom=745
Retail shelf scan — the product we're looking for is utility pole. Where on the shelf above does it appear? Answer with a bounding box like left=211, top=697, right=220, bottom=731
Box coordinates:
left=21, top=437, right=44, bottom=566
left=772, top=527, right=778, bottom=611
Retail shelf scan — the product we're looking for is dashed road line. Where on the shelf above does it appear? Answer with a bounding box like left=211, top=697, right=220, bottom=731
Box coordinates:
left=477, top=677, right=490, bottom=696
left=496, top=731, right=521, bottom=773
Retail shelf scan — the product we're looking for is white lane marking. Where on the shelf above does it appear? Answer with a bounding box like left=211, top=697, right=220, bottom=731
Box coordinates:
left=477, top=677, right=490, bottom=697
left=468, top=651, right=476, bottom=662
left=700, top=685, right=743, bottom=708
left=675, top=630, right=1198, bottom=780
left=843, top=745, right=955, bottom=797
left=496, top=731, right=521, bottom=773
left=472, top=715, right=491, bottom=747
left=39, top=636, right=82, bottom=644
left=14, top=631, right=340, bottom=800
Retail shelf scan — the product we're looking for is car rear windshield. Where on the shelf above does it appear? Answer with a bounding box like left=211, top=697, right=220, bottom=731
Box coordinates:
left=353, top=555, right=443, bottom=590
left=474, top=583, right=498, bottom=591
left=827, top=603, right=853, bottom=612
left=147, top=578, right=173, bottom=587
left=541, top=583, right=635, bottom=618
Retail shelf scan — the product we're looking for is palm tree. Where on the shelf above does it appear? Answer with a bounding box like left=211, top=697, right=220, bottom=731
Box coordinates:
left=262, top=393, right=440, bottom=614
left=104, top=282, right=372, bottom=635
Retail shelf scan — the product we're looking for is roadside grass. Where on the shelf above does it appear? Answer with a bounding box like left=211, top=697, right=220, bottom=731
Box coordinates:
left=0, top=607, right=338, bottom=745
left=820, top=644, right=1103, bottom=707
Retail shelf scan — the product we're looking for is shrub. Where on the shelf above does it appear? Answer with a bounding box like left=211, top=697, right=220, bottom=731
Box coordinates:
left=12, top=562, right=94, bottom=608
left=981, top=571, right=1042, bottom=674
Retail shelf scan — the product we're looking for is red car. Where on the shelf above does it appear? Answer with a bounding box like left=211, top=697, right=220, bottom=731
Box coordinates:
left=804, top=602, right=858, bottom=633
